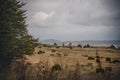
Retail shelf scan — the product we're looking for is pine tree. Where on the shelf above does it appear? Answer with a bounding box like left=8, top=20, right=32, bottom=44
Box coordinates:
left=0, top=0, right=38, bottom=65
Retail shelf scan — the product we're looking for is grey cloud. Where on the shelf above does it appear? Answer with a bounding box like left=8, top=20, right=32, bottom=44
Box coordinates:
left=21, top=0, right=65, bottom=13
left=20, top=0, right=120, bottom=40
left=40, top=0, right=120, bottom=27
left=21, top=0, right=120, bottom=27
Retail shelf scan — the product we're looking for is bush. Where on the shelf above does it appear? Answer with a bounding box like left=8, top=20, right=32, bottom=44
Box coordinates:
left=77, top=44, right=82, bottom=48
left=38, top=46, right=42, bottom=48
left=51, top=64, right=61, bottom=72
left=112, top=59, right=120, bottom=63
left=38, top=50, right=45, bottom=54
left=56, top=53, right=61, bottom=57
left=96, top=67, right=104, bottom=73
left=50, top=54, right=55, bottom=56
left=88, top=56, right=95, bottom=60
left=69, top=46, right=73, bottom=49
left=96, top=56, right=99, bottom=58
left=105, top=57, right=111, bottom=62
left=43, top=44, right=47, bottom=47
left=51, top=49, right=56, bottom=52
left=64, top=53, right=68, bottom=56
left=56, top=46, right=59, bottom=48
left=82, top=55, right=88, bottom=57
left=83, top=44, right=91, bottom=48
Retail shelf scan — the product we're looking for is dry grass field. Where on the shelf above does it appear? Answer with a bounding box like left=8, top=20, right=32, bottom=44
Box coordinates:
left=20, top=46, right=120, bottom=80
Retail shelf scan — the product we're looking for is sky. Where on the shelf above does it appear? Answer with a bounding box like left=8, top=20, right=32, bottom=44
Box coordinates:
left=20, top=0, right=120, bottom=41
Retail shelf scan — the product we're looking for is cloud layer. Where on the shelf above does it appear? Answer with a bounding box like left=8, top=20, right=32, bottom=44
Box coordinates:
left=21, top=0, right=120, bottom=41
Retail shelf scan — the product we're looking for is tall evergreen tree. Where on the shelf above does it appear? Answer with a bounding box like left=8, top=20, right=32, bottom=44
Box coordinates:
left=0, top=0, right=38, bottom=65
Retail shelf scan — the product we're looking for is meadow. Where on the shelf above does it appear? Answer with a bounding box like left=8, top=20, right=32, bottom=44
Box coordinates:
left=8, top=45, right=120, bottom=80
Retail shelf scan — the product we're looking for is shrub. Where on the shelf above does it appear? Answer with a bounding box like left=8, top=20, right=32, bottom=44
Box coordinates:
left=51, top=64, right=61, bottom=72
left=43, top=44, right=47, bottom=47
left=69, top=46, right=73, bottom=49
left=112, top=59, right=120, bottom=63
left=100, top=57, right=104, bottom=59
left=56, top=53, right=61, bottom=57
left=77, top=44, right=82, bottom=48
left=96, top=56, right=99, bottom=58
left=83, top=44, right=91, bottom=48
left=38, top=50, right=45, bottom=54
left=105, top=57, right=111, bottom=62
left=96, top=67, right=104, bottom=73
left=64, top=53, right=68, bottom=56
left=56, top=46, right=59, bottom=48
left=51, top=49, right=56, bottom=52
left=82, top=55, right=88, bottom=57
left=50, top=54, right=55, bottom=56
left=88, top=56, right=95, bottom=60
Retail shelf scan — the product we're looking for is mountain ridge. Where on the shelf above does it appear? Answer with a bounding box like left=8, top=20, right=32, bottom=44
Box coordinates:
left=40, top=39, right=120, bottom=46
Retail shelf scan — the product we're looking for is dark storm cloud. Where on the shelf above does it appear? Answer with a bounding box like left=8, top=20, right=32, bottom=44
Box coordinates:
left=105, top=0, right=120, bottom=9
left=104, top=0, right=120, bottom=39
left=103, top=0, right=120, bottom=27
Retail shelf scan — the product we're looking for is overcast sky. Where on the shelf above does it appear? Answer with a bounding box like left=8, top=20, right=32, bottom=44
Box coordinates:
left=20, top=0, right=120, bottom=41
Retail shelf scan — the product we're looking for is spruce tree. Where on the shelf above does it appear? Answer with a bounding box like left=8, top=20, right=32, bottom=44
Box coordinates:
left=0, top=0, right=38, bottom=65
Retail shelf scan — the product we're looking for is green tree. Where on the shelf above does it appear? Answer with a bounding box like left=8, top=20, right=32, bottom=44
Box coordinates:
left=0, top=0, right=38, bottom=65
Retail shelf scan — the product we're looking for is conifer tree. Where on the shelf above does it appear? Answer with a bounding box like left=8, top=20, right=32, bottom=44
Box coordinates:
left=0, top=0, right=38, bottom=65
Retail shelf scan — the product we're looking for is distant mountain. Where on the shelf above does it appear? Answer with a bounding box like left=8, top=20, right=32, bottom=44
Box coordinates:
left=41, top=39, right=61, bottom=45
left=67, top=40, right=120, bottom=46
left=40, top=39, right=120, bottom=46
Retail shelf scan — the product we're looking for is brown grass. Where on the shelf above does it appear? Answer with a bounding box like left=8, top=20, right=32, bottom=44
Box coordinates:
left=8, top=46, right=120, bottom=80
